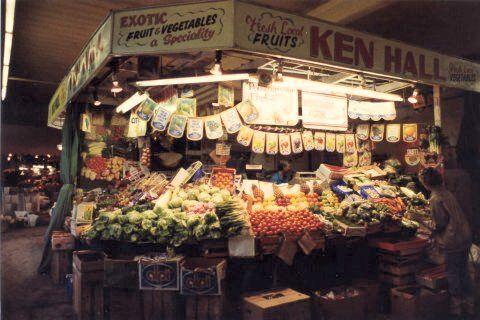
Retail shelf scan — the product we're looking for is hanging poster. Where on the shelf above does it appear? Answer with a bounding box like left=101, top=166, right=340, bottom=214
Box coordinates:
left=186, top=118, right=204, bottom=141
left=242, top=82, right=298, bottom=126
left=302, top=92, right=348, bottom=131
left=235, top=100, right=258, bottom=123
left=266, top=133, right=279, bottom=155
left=237, top=126, right=254, bottom=146
left=176, top=98, right=197, bottom=117
left=158, top=91, right=178, bottom=114
left=80, top=112, right=92, bottom=133
left=151, top=106, right=172, bottom=132
left=386, top=124, right=401, bottom=143
left=167, top=114, right=188, bottom=138
left=326, top=133, right=336, bottom=152
left=279, top=134, right=291, bottom=155
left=218, top=84, right=234, bottom=107
left=137, top=97, right=158, bottom=121
left=403, top=124, right=418, bottom=143
left=220, top=108, right=242, bottom=133
left=356, top=124, right=370, bottom=140
left=252, top=130, right=266, bottom=154
left=205, top=115, right=223, bottom=140
left=314, top=131, right=326, bottom=151
left=302, top=131, right=314, bottom=151
left=405, top=149, right=421, bottom=166
left=370, top=124, right=385, bottom=142
left=345, top=134, right=356, bottom=153
left=290, top=132, right=303, bottom=153
left=343, top=152, right=358, bottom=167
left=359, top=151, right=372, bottom=166
left=348, top=101, right=396, bottom=121
left=336, top=134, right=346, bottom=153
left=127, top=110, right=147, bottom=138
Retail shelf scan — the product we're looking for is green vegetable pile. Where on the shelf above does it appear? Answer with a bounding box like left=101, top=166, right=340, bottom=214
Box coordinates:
left=83, top=193, right=250, bottom=246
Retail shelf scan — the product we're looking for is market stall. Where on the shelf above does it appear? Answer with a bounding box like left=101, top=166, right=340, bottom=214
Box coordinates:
left=42, top=1, right=480, bottom=319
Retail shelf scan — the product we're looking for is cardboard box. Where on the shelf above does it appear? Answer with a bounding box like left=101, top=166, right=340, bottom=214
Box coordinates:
left=180, top=258, right=226, bottom=296
left=51, top=231, right=75, bottom=251
left=243, top=288, right=311, bottom=320
left=139, top=255, right=185, bottom=291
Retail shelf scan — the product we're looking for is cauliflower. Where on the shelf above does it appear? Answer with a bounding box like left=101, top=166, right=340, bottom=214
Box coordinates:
left=197, top=192, right=212, bottom=203
left=209, top=187, right=221, bottom=194
left=168, top=196, right=183, bottom=209
left=187, top=189, right=200, bottom=200
left=198, top=184, right=210, bottom=193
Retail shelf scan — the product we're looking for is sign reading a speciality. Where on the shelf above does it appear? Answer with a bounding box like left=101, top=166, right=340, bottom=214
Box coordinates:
left=370, top=124, right=385, bottom=142
left=251, top=130, right=266, bottom=154
left=112, top=1, right=233, bottom=55
left=220, top=107, right=242, bottom=133
left=290, top=132, right=303, bottom=154
left=302, top=92, right=348, bottom=131
left=279, top=134, right=291, bottom=155
left=242, top=82, right=298, bottom=126
left=237, top=126, right=254, bottom=146
left=137, top=97, right=158, bottom=121
left=167, top=114, right=188, bottom=138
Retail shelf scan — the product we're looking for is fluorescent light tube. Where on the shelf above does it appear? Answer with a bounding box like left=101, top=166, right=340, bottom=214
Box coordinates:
left=116, top=91, right=149, bottom=113
left=273, top=76, right=403, bottom=102
left=3, top=33, right=13, bottom=66
left=2, top=87, right=6, bottom=100
left=5, top=0, right=16, bottom=33
left=135, top=73, right=251, bottom=87
left=2, top=66, right=9, bottom=88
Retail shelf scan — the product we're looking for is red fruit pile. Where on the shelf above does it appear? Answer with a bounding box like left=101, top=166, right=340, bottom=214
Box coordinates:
left=249, top=209, right=323, bottom=236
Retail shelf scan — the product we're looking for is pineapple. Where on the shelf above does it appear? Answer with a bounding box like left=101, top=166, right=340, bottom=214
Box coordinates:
left=273, top=185, right=284, bottom=198
left=313, top=181, right=323, bottom=195
left=251, top=185, right=264, bottom=201
left=300, top=182, right=310, bottom=195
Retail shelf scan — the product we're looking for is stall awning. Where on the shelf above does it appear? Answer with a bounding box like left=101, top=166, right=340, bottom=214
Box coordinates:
left=48, top=0, right=480, bottom=128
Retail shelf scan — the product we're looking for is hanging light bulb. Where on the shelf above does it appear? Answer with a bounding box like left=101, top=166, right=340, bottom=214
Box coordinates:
left=408, top=88, right=420, bottom=104
left=93, top=88, right=101, bottom=106
left=209, top=50, right=223, bottom=75
left=111, top=74, right=123, bottom=94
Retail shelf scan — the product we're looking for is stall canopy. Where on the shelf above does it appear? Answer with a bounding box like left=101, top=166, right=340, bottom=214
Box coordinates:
left=48, top=0, right=480, bottom=128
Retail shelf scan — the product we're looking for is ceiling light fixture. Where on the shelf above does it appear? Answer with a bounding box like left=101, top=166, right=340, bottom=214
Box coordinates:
left=93, top=89, right=101, bottom=106
left=2, top=0, right=16, bottom=101
left=135, top=73, right=251, bottom=87
left=408, top=88, right=420, bottom=104
left=266, top=76, right=403, bottom=102
left=209, top=50, right=223, bottom=75
left=111, top=74, right=123, bottom=94
left=116, top=91, right=149, bottom=113
left=274, top=60, right=284, bottom=81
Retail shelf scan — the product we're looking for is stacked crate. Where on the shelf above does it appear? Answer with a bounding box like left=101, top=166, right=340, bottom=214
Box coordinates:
left=72, top=250, right=105, bottom=320
left=369, top=237, right=427, bottom=286
left=51, top=231, right=75, bottom=284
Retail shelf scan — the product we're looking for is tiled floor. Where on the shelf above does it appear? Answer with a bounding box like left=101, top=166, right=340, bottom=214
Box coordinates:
left=1, top=226, right=75, bottom=320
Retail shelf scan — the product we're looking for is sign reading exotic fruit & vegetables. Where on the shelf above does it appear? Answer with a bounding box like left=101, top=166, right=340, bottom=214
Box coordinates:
left=48, top=0, right=480, bottom=128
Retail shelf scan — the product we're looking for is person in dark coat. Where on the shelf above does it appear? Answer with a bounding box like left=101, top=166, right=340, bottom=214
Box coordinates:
left=417, top=167, right=473, bottom=317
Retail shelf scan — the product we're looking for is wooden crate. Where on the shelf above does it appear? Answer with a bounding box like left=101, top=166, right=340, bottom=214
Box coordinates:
left=352, top=279, right=379, bottom=314
left=104, top=257, right=138, bottom=289
left=185, top=293, right=225, bottom=320
left=73, top=264, right=104, bottom=320
left=390, top=285, right=448, bottom=320
left=143, top=290, right=181, bottom=320
left=379, top=272, right=415, bottom=286
left=51, top=231, right=75, bottom=250
left=201, top=239, right=229, bottom=258
left=51, top=249, right=72, bottom=284
left=314, top=287, right=364, bottom=320
left=73, top=250, right=105, bottom=273
left=244, top=288, right=311, bottom=320
left=258, top=235, right=282, bottom=255
left=379, top=261, right=418, bottom=276
left=104, top=287, right=143, bottom=320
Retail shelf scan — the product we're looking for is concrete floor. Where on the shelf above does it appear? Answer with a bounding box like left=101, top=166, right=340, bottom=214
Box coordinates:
left=1, top=226, right=75, bottom=320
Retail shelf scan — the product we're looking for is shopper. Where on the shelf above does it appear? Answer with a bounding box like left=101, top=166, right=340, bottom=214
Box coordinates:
left=270, top=160, right=293, bottom=184
left=416, top=167, right=473, bottom=317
